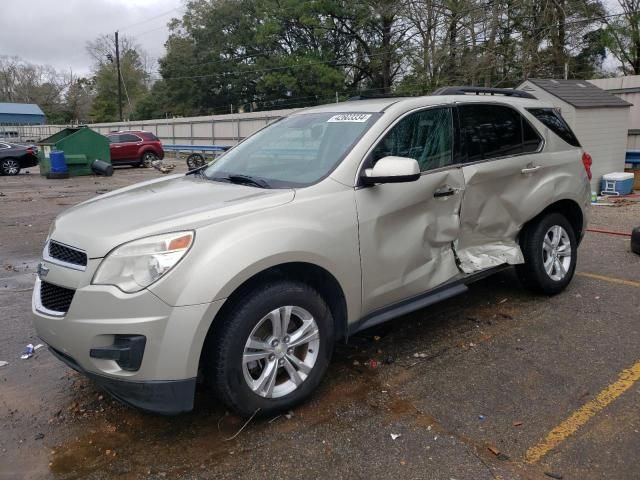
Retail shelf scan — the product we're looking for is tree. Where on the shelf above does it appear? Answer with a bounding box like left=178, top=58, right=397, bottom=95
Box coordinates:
left=86, top=34, right=150, bottom=121
left=0, top=56, right=74, bottom=123
left=605, top=0, right=640, bottom=74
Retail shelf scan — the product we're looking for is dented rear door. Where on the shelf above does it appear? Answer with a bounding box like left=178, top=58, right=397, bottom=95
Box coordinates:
left=455, top=103, right=547, bottom=273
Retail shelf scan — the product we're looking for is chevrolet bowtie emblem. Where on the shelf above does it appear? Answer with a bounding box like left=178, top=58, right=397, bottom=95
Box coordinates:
left=37, top=262, right=49, bottom=279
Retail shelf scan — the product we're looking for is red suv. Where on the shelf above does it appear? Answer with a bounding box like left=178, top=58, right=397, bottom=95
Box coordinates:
left=106, top=130, right=164, bottom=167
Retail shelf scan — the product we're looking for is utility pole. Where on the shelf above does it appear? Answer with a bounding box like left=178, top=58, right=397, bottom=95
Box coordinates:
left=115, top=31, right=123, bottom=122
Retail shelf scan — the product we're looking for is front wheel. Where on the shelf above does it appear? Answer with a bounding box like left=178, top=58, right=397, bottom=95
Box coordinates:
left=516, top=213, right=577, bottom=295
left=208, top=281, right=334, bottom=417
left=0, top=158, right=20, bottom=176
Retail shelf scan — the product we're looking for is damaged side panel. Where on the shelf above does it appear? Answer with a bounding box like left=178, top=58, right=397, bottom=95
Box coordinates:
left=455, top=150, right=582, bottom=273
left=356, top=168, right=465, bottom=315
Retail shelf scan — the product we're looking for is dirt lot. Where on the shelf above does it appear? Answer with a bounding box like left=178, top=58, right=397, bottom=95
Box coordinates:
left=1, top=166, right=639, bottom=480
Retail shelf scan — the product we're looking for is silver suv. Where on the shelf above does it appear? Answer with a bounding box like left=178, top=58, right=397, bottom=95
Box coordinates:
left=33, top=88, right=591, bottom=415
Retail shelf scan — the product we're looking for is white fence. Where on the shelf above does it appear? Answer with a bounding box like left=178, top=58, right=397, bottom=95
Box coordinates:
left=6, top=108, right=299, bottom=146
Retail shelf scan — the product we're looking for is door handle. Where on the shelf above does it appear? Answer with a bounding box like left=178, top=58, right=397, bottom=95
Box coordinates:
left=434, top=186, right=457, bottom=198
left=521, top=165, right=541, bottom=174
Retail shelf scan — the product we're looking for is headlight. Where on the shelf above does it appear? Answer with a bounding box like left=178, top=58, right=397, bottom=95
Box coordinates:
left=93, top=231, right=194, bottom=293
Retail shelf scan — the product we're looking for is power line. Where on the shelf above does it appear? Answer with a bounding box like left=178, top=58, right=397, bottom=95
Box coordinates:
left=118, top=6, right=183, bottom=32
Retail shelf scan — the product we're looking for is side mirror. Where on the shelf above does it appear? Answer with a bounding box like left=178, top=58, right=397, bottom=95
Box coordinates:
left=361, top=156, right=421, bottom=185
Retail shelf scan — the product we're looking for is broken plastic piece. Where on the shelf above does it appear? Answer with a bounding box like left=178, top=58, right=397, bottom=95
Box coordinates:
left=0, top=361, right=8, bottom=367
left=20, top=344, right=34, bottom=360
left=390, top=433, right=401, bottom=440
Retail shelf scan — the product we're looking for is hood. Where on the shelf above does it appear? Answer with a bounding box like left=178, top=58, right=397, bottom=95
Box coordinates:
left=50, top=174, right=295, bottom=258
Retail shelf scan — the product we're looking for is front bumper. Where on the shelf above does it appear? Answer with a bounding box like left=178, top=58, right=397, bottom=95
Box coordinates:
left=32, top=263, right=225, bottom=414
left=48, top=346, right=196, bottom=415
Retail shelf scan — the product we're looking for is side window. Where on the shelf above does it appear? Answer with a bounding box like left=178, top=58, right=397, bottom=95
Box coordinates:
left=107, top=135, right=120, bottom=143
left=522, top=118, right=543, bottom=153
left=372, top=107, right=453, bottom=171
left=119, top=134, right=141, bottom=143
left=527, top=108, right=581, bottom=147
left=459, top=104, right=523, bottom=161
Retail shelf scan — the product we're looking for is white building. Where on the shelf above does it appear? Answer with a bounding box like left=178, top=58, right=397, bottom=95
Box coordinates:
left=518, top=78, right=632, bottom=189
left=588, top=75, right=640, bottom=150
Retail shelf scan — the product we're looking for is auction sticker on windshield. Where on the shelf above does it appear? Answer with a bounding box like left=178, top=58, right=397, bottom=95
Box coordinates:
left=327, top=113, right=372, bottom=122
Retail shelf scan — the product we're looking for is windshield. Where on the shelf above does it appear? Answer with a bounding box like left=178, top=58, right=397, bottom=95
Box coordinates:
left=202, top=112, right=380, bottom=188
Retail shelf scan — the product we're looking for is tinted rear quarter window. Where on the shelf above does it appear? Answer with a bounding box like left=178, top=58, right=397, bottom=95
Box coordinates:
left=141, top=132, right=160, bottom=141
left=527, top=108, right=580, bottom=147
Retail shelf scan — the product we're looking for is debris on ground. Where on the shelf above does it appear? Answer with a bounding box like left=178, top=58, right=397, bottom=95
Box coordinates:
left=0, top=361, right=8, bottom=367
left=20, top=344, right=34, bottom=359
left=366, top=359, right=379, bottom=369
left=34, top=344, right=44, bottom=351
left=487, top=446, right=500, bottom=456
left=478, top=415, right=486, bottom=420
left=285, top=410, right=294, bottom=420
left=544, top=472, right=563, bottom=479
left=383, top=355, right=395, bottom=365
left=512, top=421, right=523, bottom=426
left=390, top=433, right=401, bottom=440
left=151, top=160, right=176, bottom=174
left=34, top=433, right=45, bottom=440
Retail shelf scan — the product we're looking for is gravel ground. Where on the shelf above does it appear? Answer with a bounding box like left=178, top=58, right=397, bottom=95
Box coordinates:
left=1, top=166, right=639, bottom=480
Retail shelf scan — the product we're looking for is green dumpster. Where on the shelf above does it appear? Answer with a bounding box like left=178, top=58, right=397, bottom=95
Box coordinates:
left=38, top=126, right=110, bottom=177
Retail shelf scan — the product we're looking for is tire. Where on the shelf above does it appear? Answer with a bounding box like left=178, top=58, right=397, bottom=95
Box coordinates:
left=0, top=158, right=21, bottom=176
left=516, top=212, right=577, bottom=295
left=141, top=151, right=157, bottom=168
left=186, top=153, right=205, bottom=169
left=631, top=227, right=640, bottom=255
left=208, top=280, right=335, bottom=417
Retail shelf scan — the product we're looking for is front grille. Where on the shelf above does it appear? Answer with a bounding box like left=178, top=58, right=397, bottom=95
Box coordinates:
left=48, top=241, right=87, bottom=267
left=40, top=281, right=75, bottom=313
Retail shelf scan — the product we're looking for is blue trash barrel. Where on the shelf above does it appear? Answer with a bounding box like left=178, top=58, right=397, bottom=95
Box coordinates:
left=47, top=150, right=70, bottom=179
left=50, top=150, right=68, bottom=173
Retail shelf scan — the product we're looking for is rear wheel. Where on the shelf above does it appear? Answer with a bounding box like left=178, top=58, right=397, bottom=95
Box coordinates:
left=141, top=151, right=157, bottom=168
left=208, top=281, right=334, bottom=417
left=516, top=213, right=577, bottom=295
left=0, top=158, right=20, bottom=176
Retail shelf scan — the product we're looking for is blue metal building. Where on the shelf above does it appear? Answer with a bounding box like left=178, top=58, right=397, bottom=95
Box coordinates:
left=0, top=103, right=46, bottom=125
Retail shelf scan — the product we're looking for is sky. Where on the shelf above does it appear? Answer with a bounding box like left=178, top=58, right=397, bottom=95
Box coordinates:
left=0, top=0, right=184, bottom=76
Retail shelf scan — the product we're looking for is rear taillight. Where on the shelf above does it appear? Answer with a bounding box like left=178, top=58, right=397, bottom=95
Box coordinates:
left=582, top=152, right=592, bottom=180
left=26, top=148, right=34, bottom=154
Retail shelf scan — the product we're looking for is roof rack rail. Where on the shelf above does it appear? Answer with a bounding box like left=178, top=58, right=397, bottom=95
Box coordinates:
left=348, top=93, right=404, bottom=101
left=432, top=86, right=536, bottom=99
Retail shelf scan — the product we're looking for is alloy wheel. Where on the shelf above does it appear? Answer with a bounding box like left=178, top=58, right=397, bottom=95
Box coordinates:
left=2, top=159, right=19, bottom=175
left=242, top=306, right=320, bottom=398
left=542, top=225, right=572, bottom=281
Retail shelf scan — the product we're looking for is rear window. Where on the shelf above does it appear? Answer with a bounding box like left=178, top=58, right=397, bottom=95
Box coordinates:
left=140, top=132, right=160, bottom=141
left=526, top=108, right=581, bottom=147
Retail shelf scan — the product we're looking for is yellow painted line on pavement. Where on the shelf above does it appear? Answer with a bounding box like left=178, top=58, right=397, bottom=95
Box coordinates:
left=577, top=272, right=640, bottom=288
left=525, top=360, right=640, bottom=464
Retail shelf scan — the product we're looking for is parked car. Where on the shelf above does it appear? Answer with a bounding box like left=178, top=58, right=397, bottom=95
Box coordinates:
left=33, top=88, right=590, bottom=416
left=0, top=142, right=38, bottom=175
left=106, top=130, right=164, bottom=167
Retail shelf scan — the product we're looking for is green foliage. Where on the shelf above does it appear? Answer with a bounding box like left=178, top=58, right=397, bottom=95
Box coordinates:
left=87, top=34, right=150, bottom=122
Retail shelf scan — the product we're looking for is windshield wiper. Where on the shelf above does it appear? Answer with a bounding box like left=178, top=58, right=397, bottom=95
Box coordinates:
left=210, top=174, right=270, bottom=189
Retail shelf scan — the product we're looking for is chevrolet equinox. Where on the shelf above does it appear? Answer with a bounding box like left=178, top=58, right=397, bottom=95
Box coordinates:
left=33, top=87, right=591, bottom=415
